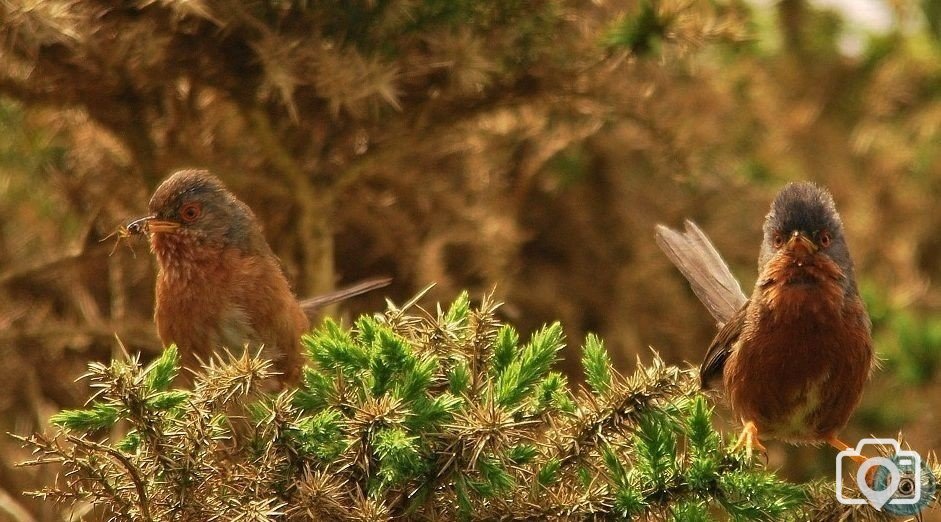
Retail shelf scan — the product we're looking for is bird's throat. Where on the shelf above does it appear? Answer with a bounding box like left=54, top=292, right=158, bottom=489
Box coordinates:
left=756, top=253, right=848, bottom=322
left=151, top=233, right=226, bottom=284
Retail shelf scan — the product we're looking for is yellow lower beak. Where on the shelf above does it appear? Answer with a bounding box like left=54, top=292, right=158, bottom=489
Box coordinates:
left=143, top=219, right=180, bottom=234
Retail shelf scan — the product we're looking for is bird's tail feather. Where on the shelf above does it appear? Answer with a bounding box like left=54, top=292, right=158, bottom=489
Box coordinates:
left=655, top=220, right=747, bottom=326
left=299, top=277, right=392, bottom=315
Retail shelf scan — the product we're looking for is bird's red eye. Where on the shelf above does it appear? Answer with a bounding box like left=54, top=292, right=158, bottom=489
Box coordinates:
left=819, top=230, right=831, bottom=248
left=179, top=202, right=202, bottom=223
left=772, top=233, right=785, bottom=249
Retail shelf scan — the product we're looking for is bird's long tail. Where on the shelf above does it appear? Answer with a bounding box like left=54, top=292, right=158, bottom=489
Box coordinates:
left=299, top=277, right=392, bottom=316
left=655, top=220, right=747, bottom=326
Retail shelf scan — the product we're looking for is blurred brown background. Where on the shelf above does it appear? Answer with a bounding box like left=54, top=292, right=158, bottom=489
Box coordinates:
left=1, top=0, right=941, bottom=519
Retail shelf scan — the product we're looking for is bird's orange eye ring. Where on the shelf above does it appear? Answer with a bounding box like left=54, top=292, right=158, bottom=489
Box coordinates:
left=819, top=230, right=831, bottom=248
left=772, top=233, right=785, bottom=249
left=179, top=202, right=202, bottom=223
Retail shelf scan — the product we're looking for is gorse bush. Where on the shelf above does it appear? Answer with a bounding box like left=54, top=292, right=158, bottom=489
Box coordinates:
left=18, top=291, right=939, bottom=520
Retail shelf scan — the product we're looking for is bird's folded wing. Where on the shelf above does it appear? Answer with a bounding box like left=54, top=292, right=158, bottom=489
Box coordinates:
left=699, top=303, right=748, bottom=389
left=655, top=220, right=747, bottom=326
left=299, top=277, right=392, bottom=315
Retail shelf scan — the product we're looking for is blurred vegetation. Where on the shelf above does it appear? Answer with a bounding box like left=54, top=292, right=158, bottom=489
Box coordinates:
left=1, top=0, right=941, bottom=519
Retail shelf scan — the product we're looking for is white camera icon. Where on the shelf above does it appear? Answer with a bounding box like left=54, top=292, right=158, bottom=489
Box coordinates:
left=836, top=438, right=923, bottom=511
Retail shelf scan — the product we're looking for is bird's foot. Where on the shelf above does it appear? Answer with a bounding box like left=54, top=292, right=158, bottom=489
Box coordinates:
left=732, top=421, right=767, bottom=461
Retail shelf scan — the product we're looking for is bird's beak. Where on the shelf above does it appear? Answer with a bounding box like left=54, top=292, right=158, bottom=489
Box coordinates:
left=785, top=230, right=817, bottom=255
left=147, top=219, right=181, bottom=234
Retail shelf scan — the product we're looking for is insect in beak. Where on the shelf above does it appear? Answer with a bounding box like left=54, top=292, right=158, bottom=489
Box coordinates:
left=101, top=215, right=156, bottom=257
left=125, top=216, right=154, bottom=236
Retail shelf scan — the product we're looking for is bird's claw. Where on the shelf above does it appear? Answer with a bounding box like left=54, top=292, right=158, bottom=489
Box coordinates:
left=732, top=421, right=767, bottom=462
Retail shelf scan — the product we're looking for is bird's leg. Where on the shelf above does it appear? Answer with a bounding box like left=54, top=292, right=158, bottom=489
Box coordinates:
left=731, top=421, right=767, bottom=460
left=826, top=436, right=867, bottom=464
left=828, top=435, right=878, bottom=486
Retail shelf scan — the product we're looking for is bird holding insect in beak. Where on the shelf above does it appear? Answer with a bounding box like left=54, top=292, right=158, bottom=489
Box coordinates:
left=131, top=169, right=388, bottom=386
left=656, top=182, right=874, bottom=461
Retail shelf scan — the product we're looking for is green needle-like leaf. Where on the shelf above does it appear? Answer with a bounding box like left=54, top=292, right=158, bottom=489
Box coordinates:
left=50, top=403, right=121, bottom=431
left=582, top=333, right=613, bottom=396
left=143, top=344, right=180, bottom=392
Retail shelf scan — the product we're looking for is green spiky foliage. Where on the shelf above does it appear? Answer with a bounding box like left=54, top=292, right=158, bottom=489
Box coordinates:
left=19, top=292, right=941, bottom=520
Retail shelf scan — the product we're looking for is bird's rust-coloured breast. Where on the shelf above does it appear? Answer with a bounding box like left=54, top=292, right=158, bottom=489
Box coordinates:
left=154, top=238, right=307, bottom=384
left=725, top=272, right=872, bottom=442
